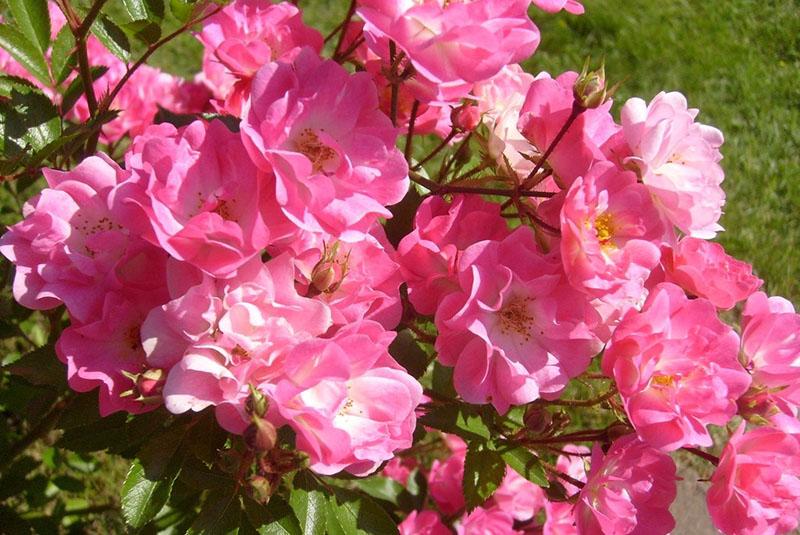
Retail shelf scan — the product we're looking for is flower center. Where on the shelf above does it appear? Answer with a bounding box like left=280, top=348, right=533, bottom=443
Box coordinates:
left=498, top=297, right=535, bottom=341
left=651, top=374, right=675, bottom=387
left=295, top=128, right=337, bottom=174
left=594, top=212, right=616, bottom=249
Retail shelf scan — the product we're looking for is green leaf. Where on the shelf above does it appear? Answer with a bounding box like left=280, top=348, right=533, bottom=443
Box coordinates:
left=0, top=25, right=50, bottom=84
left=4, top=344, right=65, bottom=388
left=187, top=487, right=242, bottom=535
left=7, top=0, right=51, bottom=54
left=0, top=82, right=60, bottom=166
left=91, top=15, right=132, bottom=62
left=431, top=361, right=457, bottom=398
left=462, top=442, right=505, bottom=512
left=124, top=0, right=166, bottom=21
left=56, top=411, right=129, bottom=452
left=350, top=477, right=405, bottom=506
left=50, top=26, right=76, bottom=85
left=418, top=402, right=493, bottom=441
left=499, top=445, right=549, bottom=487
left=121, top=459, right=181, bottom=528
left=52, top=475, right=84, bottom=493
left=288, top=471, right=327, bottom=535
left=124, top=19, right=162, bottom=45
left=388, top=330, right=429, bottom=379
left=325, top=487, right=398, bottom=535
left=169, top=0, right=196, bottom=23
left=60, top=66, right=109, bottom=115
left=242, top=496, right=301, bottom=535
left=123, top=0, right=149, bottom=20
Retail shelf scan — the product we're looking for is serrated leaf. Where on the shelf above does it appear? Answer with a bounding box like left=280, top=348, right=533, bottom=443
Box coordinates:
left=500, top=445, right=549, bottom=487
left=462, top=442, right=505, bottom=511
left=8, top=0, right=50, bottom=54
left=60, top=66, right=108, bottom=115
left=325, top=487, right=398, bottom=535
left=124, top=19, right=161, bottom=45
left=431, top=361, right=457, bottom=398
left=124, top=0, right=166, bottom=21
left=388, top=330, right=429, bottom=379
left=187, top=487, right=242, bottom=535
left=121, top=459, right=181, bottom=528
left=56, top=411, right=129, bottom=452
left=50, top=26, right=76, bottom=85
left=0, top=25, right=50, bottom=84
left=123, top=0, right=149, bottom=20
left=3, top=344, right=65, bottom=387
left=169, top=0, right=196, bottom=23
left=91, top=15, right=132, bottom=62
left=0, top=83, right=61, bottom=163
left=289, top=471, right=327, bottom=535
left=418, top=402, right=493, bottom=441
left=243, top=496, right=301, bottom=535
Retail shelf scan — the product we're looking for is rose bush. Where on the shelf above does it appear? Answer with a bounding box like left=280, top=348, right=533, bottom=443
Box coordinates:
left=0, top=0, right=797, bottom=533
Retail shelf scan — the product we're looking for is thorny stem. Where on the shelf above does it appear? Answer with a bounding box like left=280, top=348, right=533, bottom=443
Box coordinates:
left=388, top=41, right=400, bottom=127
left=524, top=100, right=585, bottom=185
left=683, top=447, right=720, bottom=466
left=412, top=129, right=458, bottom=171
left=97, top=5, right=223, bottom=124
left=332, top=0, right=358, bottom=61
left=542, top=461, right=586, bottom=489
left=404, top=100, right=421, bottom=162
left=410, top=172, right=554, bottom=198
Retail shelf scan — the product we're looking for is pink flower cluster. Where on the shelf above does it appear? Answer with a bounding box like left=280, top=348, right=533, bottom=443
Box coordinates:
left=394, top=434, right=678, bottom=535
left=1, top=0, right=424, bottom=477
left=3, top=0, right=800, bottom=532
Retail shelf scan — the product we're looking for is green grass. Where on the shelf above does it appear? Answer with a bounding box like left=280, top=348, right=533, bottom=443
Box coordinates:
left=152, top=0, right=800, bottom=302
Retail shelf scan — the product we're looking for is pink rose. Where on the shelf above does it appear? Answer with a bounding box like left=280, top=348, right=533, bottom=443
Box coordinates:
left=518, top=71, right=620, bottom=187
left=0, top=154, right=167, bottom=322
left=241, top=48, right=408, bottom=239
left=560, top=161, right=666, bottom=308
left=531, top=0, right=585, bottom=14
left=112, top=120, right=270, bottom=278
left=737, top=292, right=800, bottom=427
left=56, top=293, right=161, bottom=416
left=603, top=283, right=751, bottom=451
left=435, top=227, right=602, bottom=413
left=274, top=224, right=403, bottom=329
left=197, top=0, right=323, bottom=116
left=663, top=237, right=762, bottom=309
left=273, top=322, right=422, bottom=476
left=397, top=194, right=510, bottom=316
left=621, top=91, right=726, bottom=238
left=357, top=0, right=539, bottom=102
left=707, top=423, right=800, bottom=535
left=399, top=510, right=450, bottom=535
left=576, top=435, right=677, bottom=535
left=456, top=507, right=520, bottom=535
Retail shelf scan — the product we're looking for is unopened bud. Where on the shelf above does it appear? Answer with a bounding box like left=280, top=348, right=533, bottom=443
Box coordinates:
left=246, top=385, right=268, bottom=418
left=248, top=475, right=272, bottom=504
left=451, top=103, right=481, bottom=132
left=573, top=58, right=614, bottom=109
left=309, top=242, right=349, bottom=295
left=136, top=368, right=165, bottom=398
left=244, top=418, right=278, bottom=452
left=311, top=265, right=336, bottom=294
left=523, top=404, right=553, bottom=436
